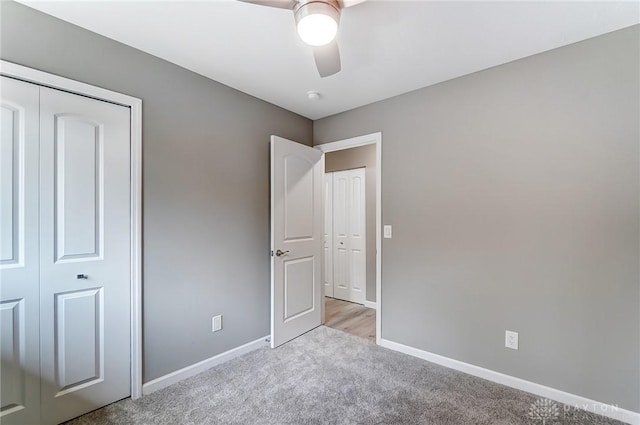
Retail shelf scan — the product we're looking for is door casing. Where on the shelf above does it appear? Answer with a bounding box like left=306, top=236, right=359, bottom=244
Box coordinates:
left=0, top=60, right=144, bottom=399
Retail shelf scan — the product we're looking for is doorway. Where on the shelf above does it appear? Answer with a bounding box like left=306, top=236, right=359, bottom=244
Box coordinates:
left=316, top=133, right=381, bottom=344
left=269, top=132, right=381, bottom=348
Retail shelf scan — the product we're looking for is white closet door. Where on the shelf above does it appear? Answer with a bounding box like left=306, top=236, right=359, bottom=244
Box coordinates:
left=333, top=171, right=349, bottom=301
left=38, top=87, right=131, bottom=424
left=0, top=77, right=41, bottom=425
left=323, top=173, right=334, bottom=298
left=332, top=168, right=366, bottom=304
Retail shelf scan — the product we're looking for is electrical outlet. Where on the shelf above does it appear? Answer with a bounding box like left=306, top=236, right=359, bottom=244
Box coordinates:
left=212, top=315, right=222, bottom=332
left=505, top=330, right=518, bottom=350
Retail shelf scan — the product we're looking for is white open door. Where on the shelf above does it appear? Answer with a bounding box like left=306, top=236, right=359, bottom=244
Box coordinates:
left=270, top=136, right=323, bottom=348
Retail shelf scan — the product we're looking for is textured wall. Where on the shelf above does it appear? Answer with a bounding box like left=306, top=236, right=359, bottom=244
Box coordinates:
left=315, top=26, right=640, bottom=411
left=325, top=144, right=377, bottom=302
left=0, top=1, right=312, bottom=382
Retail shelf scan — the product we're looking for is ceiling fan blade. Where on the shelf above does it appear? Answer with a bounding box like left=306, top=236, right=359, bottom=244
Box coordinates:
left=237, top=0, right=297, bottom=10
left=313, top=40, right=341, bottom=78
left=338, top=0, right=367, bottom=8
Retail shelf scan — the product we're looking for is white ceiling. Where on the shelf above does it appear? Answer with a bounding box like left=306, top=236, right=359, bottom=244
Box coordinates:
left=17, top=0, right=640, bottom=120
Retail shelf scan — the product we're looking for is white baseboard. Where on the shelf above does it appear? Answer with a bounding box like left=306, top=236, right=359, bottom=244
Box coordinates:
left=378, top=338, right=639, bottom=425
left=142, top=335, right=269, bottom=395
left=364, top=300, right=377, bottom=310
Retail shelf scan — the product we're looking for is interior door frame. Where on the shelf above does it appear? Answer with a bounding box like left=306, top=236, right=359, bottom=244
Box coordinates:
left=316, top=132, right=382, bottom=344
left=0, top=60, right=144, bottom=399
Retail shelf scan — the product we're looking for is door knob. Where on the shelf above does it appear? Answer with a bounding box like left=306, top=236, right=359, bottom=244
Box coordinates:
left=275, top=249, right=290, bottom=257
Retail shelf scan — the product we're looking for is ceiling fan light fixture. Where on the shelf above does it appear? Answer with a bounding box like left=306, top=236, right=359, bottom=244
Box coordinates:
left=295, top=1, right=340, bottom=47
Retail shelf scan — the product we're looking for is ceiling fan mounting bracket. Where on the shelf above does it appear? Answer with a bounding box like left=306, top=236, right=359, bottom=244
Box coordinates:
left=294, top=0, right=341, bottom=13
left=294, top=0, right=342, bottom=30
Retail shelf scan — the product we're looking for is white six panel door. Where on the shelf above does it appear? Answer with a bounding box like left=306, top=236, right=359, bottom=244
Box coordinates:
left=38, top=87, right=131, bottom=424
left=331, top=168, right=366, bottom=304
left=271, top=136, right=323, bottom=348
left=0, top=77, right=41, bottom=425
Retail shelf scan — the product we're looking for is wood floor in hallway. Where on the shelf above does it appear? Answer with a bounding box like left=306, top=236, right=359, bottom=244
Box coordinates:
left=324, top=297, right=376, bottom=342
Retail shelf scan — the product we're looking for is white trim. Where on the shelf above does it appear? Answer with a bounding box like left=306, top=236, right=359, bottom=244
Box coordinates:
left=270, top=139, right=276, bottom=346
left=320, top=153, right=326, bottom=324
left=316, top=132, right=382, bottom=345
left=129, top=94, right=143, bottom=400
left=0, top=61, right=140, bottom=108
left=363, top=300, right=377, bottom=310
left=142, top=336, right=269, bottom=395
left=379, top=338, right=640, bottom=425
left=0, top=60, right=144, bottom=400
left=316, top=133, right=380, bottom=153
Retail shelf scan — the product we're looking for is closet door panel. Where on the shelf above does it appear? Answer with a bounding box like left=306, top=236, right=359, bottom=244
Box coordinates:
left=331, top=168, right=366, bottom=304
left=323, top=173, right=334, bottom=298
left=53, top=115, right=102, bottom=262
left=333, top=172, right=349, bottom=301
left=347, top=168, right=366, bottom=304
left=39, top=86, right=131, bottom=425
left=0, top=76, right=41, bottom=425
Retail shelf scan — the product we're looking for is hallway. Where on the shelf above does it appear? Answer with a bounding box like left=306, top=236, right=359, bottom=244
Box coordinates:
left=324, top=297, right=375, bottom=342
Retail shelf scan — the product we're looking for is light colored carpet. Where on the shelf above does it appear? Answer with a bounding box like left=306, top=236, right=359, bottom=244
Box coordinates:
left=66, top=326, right=623, bottom=424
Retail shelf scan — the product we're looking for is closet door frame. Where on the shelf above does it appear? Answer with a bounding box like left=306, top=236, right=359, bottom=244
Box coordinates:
left=0, top=60, right=144, bottom=399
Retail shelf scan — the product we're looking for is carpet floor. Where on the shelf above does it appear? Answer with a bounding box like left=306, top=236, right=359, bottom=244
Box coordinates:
left=66, top=326, right=624, bottom=425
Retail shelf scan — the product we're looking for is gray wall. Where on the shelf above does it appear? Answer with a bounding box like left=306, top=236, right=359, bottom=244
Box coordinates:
left=315, top=26, right=640, bottom=412
left=3, top=0, right=638, bottom=412
left=0, top=1, right=312, bottom=382
left=325, top=145, right=377, bottom=302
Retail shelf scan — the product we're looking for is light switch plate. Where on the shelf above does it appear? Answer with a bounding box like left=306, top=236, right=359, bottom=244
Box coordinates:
left=384, top=225, right=392, bottom=239
left=505, top=330, right=518, bottom=350
left=212, top=315, right=222, bottom=332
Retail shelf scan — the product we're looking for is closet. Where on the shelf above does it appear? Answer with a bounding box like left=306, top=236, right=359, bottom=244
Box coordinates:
left=1, top=76, right=131, bottom=425
left=323, top=168, right=366, bottom=304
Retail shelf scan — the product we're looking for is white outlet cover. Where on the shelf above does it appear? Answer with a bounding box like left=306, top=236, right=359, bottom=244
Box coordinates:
left=384, top=225, right=392, bottom=239
left=505, top=330, right=519, bottom=350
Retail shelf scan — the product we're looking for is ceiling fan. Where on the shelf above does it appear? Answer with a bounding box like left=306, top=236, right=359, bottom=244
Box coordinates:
left=239, top=0, right=367, bottom=78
